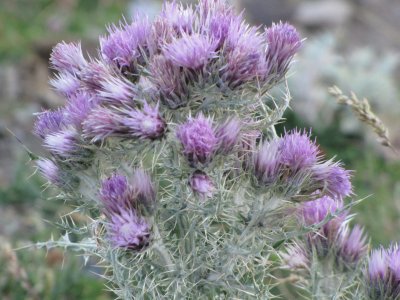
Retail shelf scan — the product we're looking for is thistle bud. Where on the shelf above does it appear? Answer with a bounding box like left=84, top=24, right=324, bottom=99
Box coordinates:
left=189, top=170, right=214, bottom=199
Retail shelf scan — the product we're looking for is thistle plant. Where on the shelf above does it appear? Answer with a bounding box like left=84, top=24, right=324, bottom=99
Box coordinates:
left=31, top=0, right=398, bottom=299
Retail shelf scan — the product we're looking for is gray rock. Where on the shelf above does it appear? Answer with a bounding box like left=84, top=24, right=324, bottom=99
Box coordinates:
left=295, top=1, right=353, bottom=27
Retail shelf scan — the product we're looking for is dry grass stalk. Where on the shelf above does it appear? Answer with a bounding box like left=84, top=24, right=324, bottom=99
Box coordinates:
left=329, top=85, right=397, bottom=153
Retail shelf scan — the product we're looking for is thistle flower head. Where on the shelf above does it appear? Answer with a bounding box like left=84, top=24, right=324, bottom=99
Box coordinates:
left=64, top=92, right=98, bottom=127
left=80, top=61, right=109, bottom=92
left=50, top=42, right=87, bottom=74
left=221, top=23, right=267, bottom=88
left=44, top=128, right=81, bottom=158
left=300, top=196, right=346, bottom=256
left=49, top=72, right=81, bottom=97
left=199, top=0, right=238, bottom=47
left=121, top=102, right=166, bottom=140
left=33, top=109, right=65, bottom=139
left=163, top=33, right=216, bottom=69
left=108, top=209, right=151, bottom=251
left=100, top=18, right=152, bottom=69
left=252, top=139, right=281, bottom=187
left=176, top=113, right=218, bottom=166
left=365, top=245, right=400, bottom=299
left=82, top=107, right=124, bottom=142
left=337, top=225, right=368, bottom=268
left=189, top=170, right=214, bottom=199
left=98, top=74, right=137, bottom=106
left=281, top=242, right=310, bottom=270
left=368, top=248, right=388, bottom=283
left=264, top=22, right=302, bottom=84
left=149, top=55, right=190, bottom=108
left=100, top=174, right=133, bottom=214
left=325, top=165, right=352, bottom=199
left=37, top=158, right=62, bottom=186
left=131, top=169, right=157, bottom=213
left=311, top=161, right=353, bottom=200
left=160, top=1, right=195, bottom=34
left=279, top=129, right=319, bottom=172
left=215, top=117, right=241, bottom=154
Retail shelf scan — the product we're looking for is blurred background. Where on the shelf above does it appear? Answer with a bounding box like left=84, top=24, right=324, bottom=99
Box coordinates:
left=0, top=0, right=399, bottom=299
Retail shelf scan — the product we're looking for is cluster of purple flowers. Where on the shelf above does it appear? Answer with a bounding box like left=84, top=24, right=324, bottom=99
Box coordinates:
left=34, top=0, right=302, bottom=251
left=99, top=169, right=155, bottom=250
left=176, top=114, right=242, bottom=198
left=283, top=195, right=367, bottom=272
left=252, top=129, right=352, bottom=200
left=366, top=244, right=400, bottom=300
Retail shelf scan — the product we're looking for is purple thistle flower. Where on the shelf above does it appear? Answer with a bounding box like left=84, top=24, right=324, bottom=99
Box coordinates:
left=215, top=117, right=241, bottom=154
left=100, top=174, right=133, bottom=215
left=98, top=74, right=137, bottom=106
left=49, top=72, right=81, bottom=97
left=33, top=109, right=65, bottom=139
left=281, top=242, right=310, bottom=270
left=82, top=107, right=125, bottom=142
left=100, top=18, right=152, bottom=70
left=279, top=129, right=320, bottom=172
left=176, top=114, right=218, bottom=166
left=199, top=0, right=238, bottom=48
left=264, top=22, right=302, bottom=85
left=80, top=61, right=109, bottom=92
left=50, top=42, right=87, bottom=74
left=368, top=248, right=388, bottom=284
left=83, top=104, right=166, bottom=142
left=163, top=33, right=217, bottom=69
left=221, top=23, right=267, bottom=88
left=325, top=165, right=352, bottom=199
left=149, top=54, right=190, bottom=109
left=64, top=92, right=98, bottom=127
left=120, top=102, right=166, bottom=140
left=131, top=168, right=157, bottom=213
left=36, top=158, right=62, bottom=187
left=365, top=245, right=400, bottom=299
left=337, top=225, right=368, bottom=268
left=311, top=161, right=353, bottom=200
left=300, top=196, right=346, bottom=257
left=160, top=1, right=195, bottom=34
left=107, top=208, right=151, bottom=251
left=44, top=128, right=81, bottom=158
left=189, top=170, right=214, bottom=199
left=252, top=139, right=281, bottom=187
